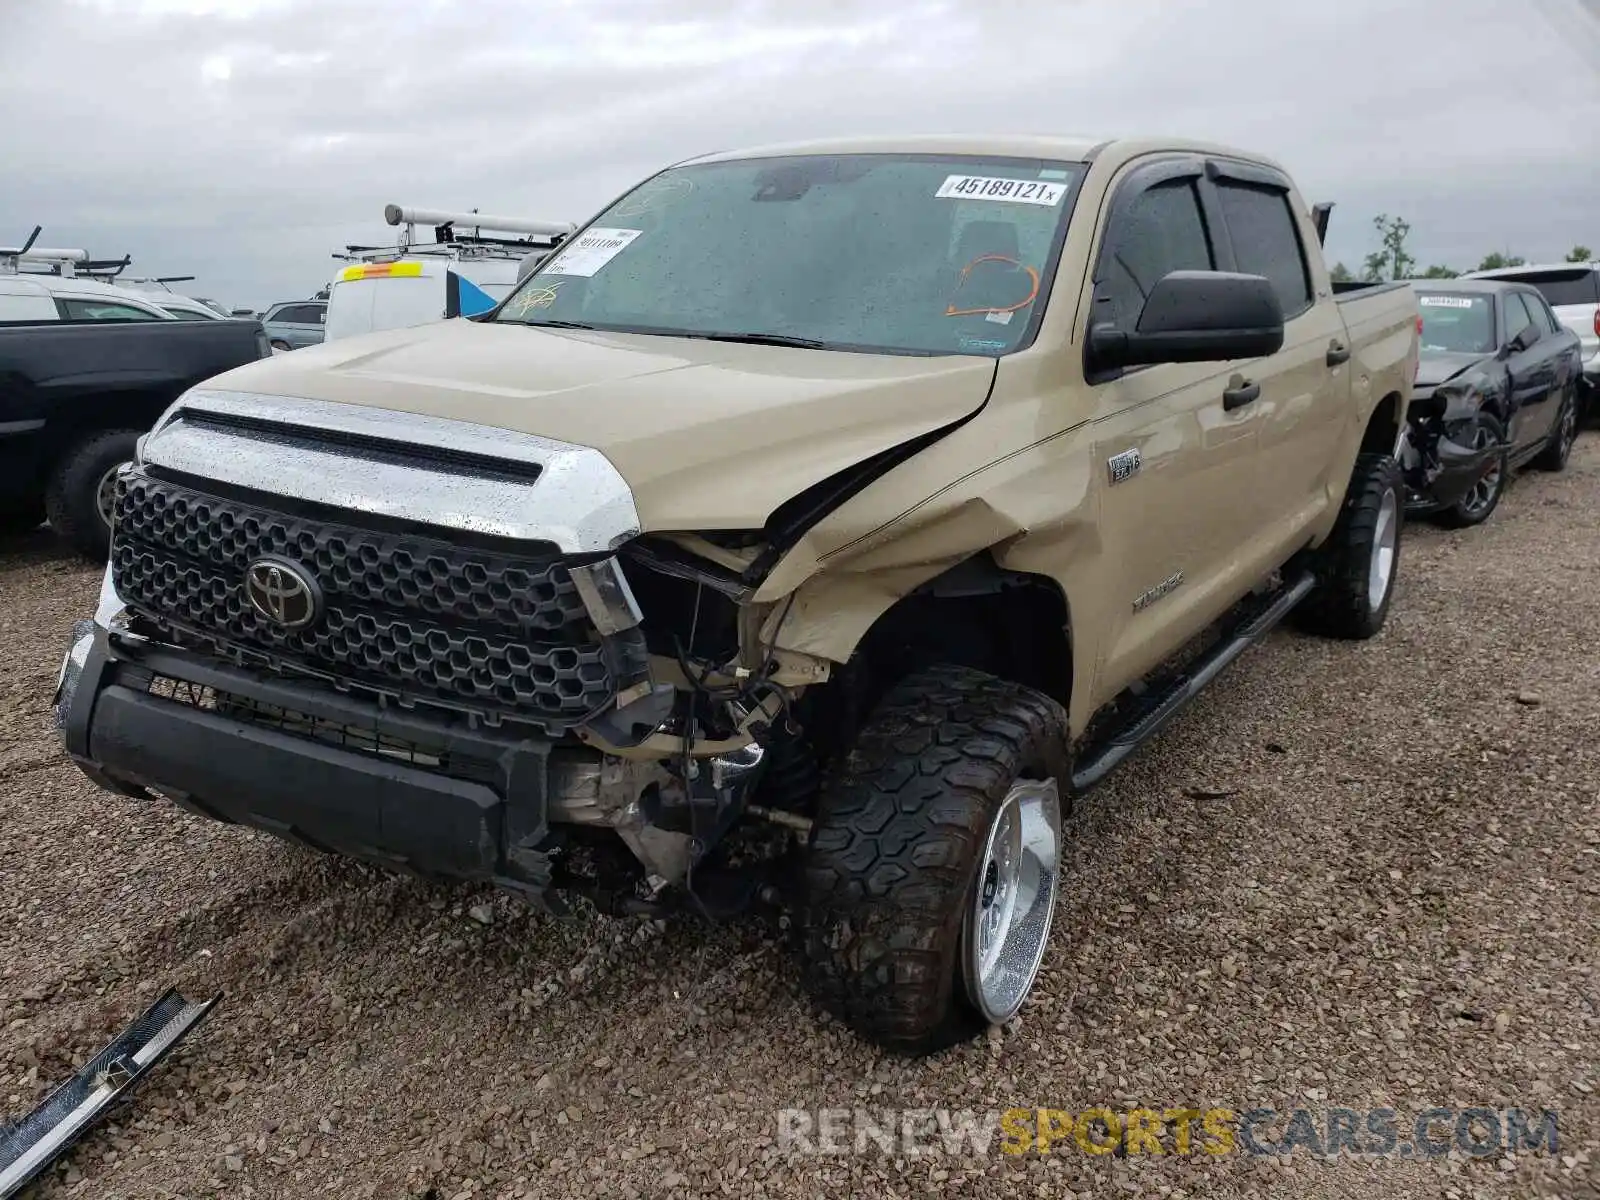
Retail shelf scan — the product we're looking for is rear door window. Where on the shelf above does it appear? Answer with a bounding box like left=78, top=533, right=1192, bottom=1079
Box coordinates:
left=1215, top=181, right=1313, bottom=316
left=59, top=299, right=163, bottom=321
left=1495, top=269, right=1599, bottom=308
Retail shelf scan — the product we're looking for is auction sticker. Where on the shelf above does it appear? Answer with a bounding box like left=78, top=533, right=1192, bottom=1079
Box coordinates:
left=936, top=175, right=1066, bottom=205
left=1418, top=295, right=1475, bottom=308
left=544, top=228, right=643, bottom=277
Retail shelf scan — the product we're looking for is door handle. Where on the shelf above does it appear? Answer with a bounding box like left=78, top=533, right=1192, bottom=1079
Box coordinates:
left=1222, top=377, right=1260, bottom=410
left=1326, top=340, right=1351, bottom=367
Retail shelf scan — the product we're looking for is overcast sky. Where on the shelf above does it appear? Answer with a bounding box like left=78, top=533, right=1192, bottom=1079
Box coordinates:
left=4, top=0, right=1598, bottom=310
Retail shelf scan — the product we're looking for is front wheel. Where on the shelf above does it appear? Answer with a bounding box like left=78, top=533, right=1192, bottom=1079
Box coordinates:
left=799, top=664, right=1069, bottom=1054
left=1435, top=412, right=1508, bottom=529
left=1295, top=452, right=1403, bottom=641
left=44, top=429, right=141, bottom=559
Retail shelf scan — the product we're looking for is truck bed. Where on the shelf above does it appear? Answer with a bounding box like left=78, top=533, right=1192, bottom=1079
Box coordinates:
left=0, top=317, right=270, bottom=511
left=0, top=317, right=268, bottom=423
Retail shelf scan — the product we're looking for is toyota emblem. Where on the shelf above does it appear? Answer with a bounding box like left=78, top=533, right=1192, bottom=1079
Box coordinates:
left=243, top=557, right=323, bottom=631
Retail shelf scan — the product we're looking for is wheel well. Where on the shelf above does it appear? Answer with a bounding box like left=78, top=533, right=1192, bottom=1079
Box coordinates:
left=1480, top=392, right=1511, bottom=426
left=1361, top=391, right=1403, bottom=456
left=794, top=554, right=1072, bottom=766
left=41, top=391, right=173, bottom=464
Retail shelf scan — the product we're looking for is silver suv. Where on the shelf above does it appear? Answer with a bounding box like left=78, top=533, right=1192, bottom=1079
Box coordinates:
left=1466, top=263, right=1600, bottom=415
left=261, top=299, right=327, bottom=351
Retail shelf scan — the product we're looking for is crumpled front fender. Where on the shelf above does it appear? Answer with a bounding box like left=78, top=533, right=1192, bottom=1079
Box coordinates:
left=1426, top=431, right=1499, bottom=509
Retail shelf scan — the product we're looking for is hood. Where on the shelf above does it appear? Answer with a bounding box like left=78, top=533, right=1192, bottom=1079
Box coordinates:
left=1415, top=349, right=1488, bottom=391
left=204, top=318, right=997, bottom=532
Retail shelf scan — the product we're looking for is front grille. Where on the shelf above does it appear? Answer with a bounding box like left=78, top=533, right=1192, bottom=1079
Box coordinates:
left=112, top=471, right=616, bottom=726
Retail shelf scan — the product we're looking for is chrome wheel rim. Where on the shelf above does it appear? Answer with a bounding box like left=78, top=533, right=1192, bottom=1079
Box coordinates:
left=1368, top=487, right=1399, bottom=612
left=1459, top=425, right=1503, bottom=518
left=962, top=777, right=1061, bottom=1025
left=95, top=464, right=124, bottom=529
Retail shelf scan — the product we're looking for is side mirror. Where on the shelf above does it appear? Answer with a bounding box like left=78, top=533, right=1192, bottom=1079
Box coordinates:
left=1504, top=325, right=1538, bottom=355
left=1088, top=271, right=1285, bottom=370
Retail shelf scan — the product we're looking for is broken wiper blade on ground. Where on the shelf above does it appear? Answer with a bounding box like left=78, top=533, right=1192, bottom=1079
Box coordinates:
left=0, top=988, right=220, bottom=1198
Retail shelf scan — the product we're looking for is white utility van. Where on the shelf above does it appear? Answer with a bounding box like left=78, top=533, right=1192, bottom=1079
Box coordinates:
left=0, top=247, right=180, bottom=322
left=323, top=205, right=572, bottom=342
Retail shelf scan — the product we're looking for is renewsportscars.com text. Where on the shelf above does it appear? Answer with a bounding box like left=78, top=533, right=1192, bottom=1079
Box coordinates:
left=776, top=1106, right=1560, bottom=1160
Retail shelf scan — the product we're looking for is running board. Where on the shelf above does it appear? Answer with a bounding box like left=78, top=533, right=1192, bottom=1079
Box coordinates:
left=1069, top=571, right=1316, bottom=793
left=0, top=988, right=220, bottom=1198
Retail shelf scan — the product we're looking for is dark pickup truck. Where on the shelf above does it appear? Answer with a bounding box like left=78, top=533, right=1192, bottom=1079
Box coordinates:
left=0, top=317, right=271, bottom=555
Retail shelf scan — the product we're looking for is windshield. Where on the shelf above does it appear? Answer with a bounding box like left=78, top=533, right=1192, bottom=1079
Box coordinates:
left=1417, top=292, right=1495, bottom=354
left=494, top=153, right=1086, bottom=356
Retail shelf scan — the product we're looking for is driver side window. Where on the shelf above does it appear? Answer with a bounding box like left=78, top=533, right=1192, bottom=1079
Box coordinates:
left=1502, top=293, right=1534, bottom=345
left=1097, top=178, right=1215, bottom=334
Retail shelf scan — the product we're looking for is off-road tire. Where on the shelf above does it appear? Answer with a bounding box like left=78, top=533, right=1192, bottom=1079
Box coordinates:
left=1532, top=388, right=1578, bottom=473
left=799, top=663, right=1069, bottom=1054
left=44, top=429, right=141, bottom=560
left=1295, top=452, right=1403, bottom=641
left=1435, top=412, right=1508, bottom=529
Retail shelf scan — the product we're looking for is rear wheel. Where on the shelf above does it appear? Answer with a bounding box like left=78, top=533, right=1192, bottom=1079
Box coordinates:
left=1435, top=412, right=1508, bottom=529
left=1295, top=452, right=1403, bottom=640
left=44, top=429, right=141, bottom=559
left=1533, top=389, right=1578, bottom=472
left=800, top=663, right=1068, bottom=1054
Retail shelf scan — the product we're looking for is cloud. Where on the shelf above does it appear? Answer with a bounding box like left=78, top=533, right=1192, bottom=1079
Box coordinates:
left=2, top=0, right=1597, bottom=307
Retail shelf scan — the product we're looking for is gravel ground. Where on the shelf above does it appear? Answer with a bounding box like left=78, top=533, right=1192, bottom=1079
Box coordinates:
left=2, top=443, right=1598, bottom=1200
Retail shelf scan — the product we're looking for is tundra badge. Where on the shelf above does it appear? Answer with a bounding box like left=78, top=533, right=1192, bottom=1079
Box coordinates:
left=1133, top=571, right=1184, bottom=612
left=1107, top=448, right=1142, bottom=485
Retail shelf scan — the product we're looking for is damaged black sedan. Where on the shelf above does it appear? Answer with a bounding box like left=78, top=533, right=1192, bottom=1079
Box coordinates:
left=1401, top=280, right=1583, bottom=527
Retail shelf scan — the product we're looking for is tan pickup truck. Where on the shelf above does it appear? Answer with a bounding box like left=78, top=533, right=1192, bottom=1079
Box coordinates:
left=56, top=135, right=1418, bottom=1054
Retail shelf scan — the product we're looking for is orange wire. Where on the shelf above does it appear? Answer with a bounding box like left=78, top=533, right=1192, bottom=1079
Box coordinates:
left=944, top=254, right=1040, bottom=317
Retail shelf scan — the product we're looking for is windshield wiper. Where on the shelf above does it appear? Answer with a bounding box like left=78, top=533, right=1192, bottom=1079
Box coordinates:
left=518, top=318, right=598, bottom=330
left=689, top=331, right=828, bottom=350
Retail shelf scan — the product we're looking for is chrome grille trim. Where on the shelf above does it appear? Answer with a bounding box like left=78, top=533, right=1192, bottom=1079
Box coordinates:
left=141, top=389, right=642, bottom=554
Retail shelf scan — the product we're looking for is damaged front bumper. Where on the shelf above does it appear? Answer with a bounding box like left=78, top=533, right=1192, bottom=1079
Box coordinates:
left=0, top=989, right=218, bottom=1198
left=58, top=617, right=565, bottom=896
left=54, top=575, right=770, bottom=906
left=1399, top=406, right=1502, bottom=515
left=1403, top=432, right=1500, bottom=514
